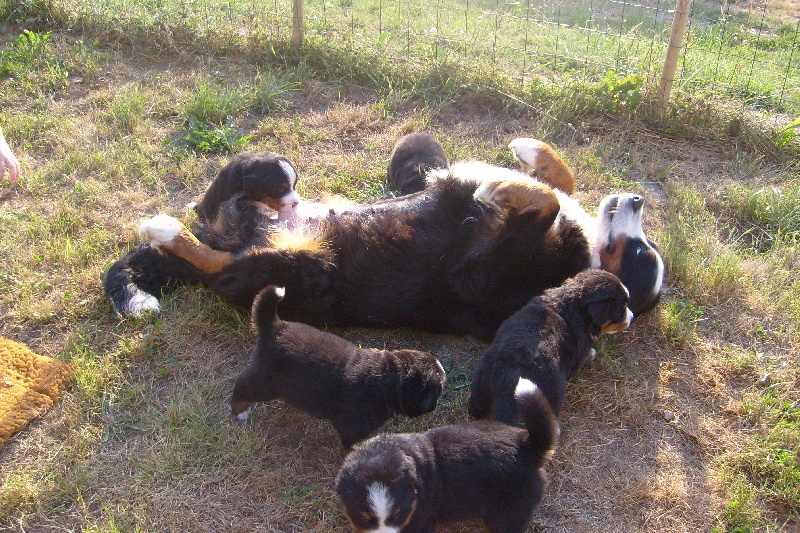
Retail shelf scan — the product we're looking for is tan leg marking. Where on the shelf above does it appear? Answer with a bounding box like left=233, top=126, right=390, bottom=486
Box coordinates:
left=509, top=138, right=576, bottom=195
left=476, top=179, right=560, bottom=224
left=140, top=218, right=235, bottom=274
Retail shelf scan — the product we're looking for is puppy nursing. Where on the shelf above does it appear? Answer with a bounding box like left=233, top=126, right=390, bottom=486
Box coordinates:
left=387, top=132, right=450, bottom=195
left=195, top=151, right=301, bottom=225
left=231, top=285, right=446, bottom=449
left=469, top=269, right=633, bottom=423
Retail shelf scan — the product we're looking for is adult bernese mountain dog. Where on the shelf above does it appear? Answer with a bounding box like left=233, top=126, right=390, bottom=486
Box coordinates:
left=335, top=377, right=558, bottom=532
left=104, top=147, right=663, bottom=340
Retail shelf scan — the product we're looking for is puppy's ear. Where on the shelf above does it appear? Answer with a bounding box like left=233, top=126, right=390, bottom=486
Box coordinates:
left=584, top=298, right=614, bottom=330
left=398, top=369, right=444, bottom=417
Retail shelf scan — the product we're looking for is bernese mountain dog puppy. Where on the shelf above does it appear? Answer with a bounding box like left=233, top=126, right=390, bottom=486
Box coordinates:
left=508, top=137, right=575, bottom=195
left=387, top=132, right=449, bottom=196
left=194, top=151, right=301, bottom=225
left=231, top=285, right=446, bottom=450
left=468, top=269, right=632, bottom=424
left=336, top=377, right=558, bottom=533
left=104, top=159, right=663, bottom=338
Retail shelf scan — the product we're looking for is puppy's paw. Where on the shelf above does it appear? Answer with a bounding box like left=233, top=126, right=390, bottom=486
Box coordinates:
left=231, top=402, right=252, bottom=421
left=125, top=287, right=161, bottom=316
left=509, top=137, right=575, bottom=195
left=475, top=179, right=560, bottom=224
left=589, top=348, right=597, bottom=360
left=138, top=214, right=185, bottom=248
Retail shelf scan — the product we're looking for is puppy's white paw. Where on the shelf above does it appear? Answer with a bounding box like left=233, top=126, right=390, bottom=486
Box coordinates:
left=138, top=214, right=183, bottom=247
left=589, top=348, right=597, bottom=360
left=126, top=285, right=161, bottom=316
left=235, top=408, right=251, bottom=421
left=185, top=201, right=198, bottom=210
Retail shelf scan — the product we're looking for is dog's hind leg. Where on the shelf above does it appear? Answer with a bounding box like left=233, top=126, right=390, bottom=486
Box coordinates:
left=508, top=137, right=575, bottom=195
left=490, top=390, right=521, bottom=426
left=474, top=179, right=560, bottom=227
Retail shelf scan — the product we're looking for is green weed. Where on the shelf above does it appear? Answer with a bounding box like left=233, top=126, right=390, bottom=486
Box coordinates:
left=173, top=116, right=253, bottom=156
left=662, top=301, right=705, bottom=349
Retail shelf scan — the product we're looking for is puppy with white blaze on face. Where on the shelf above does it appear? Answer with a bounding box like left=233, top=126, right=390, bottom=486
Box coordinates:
left=591, top=193, right=665, bottom=319
left=336, top=377, right=558, bottom=533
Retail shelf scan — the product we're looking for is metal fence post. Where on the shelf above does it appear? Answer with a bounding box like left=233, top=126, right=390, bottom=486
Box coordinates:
left=657, top=0, right=692, bottom=118
left=292, top=0, right=304, bottom=51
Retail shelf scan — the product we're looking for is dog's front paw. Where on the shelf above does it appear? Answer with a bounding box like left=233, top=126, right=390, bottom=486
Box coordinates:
left=231, top=401, right=252, bottom=421
left=138, top=214, right=184, bottom=248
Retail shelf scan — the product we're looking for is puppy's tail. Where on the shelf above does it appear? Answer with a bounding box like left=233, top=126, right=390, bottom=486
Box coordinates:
left=252, top=285, right=286, bottom=335
left=515, top=378, right=559, bottom=467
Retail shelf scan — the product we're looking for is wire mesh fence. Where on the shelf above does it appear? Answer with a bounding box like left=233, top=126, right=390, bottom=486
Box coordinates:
left=299, top=0, right=799, bottom=116
left=31, top=0, right=800, bottom=116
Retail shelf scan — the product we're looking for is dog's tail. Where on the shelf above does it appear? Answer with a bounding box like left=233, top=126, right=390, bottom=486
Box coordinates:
left=515, top=378, right=559, bottom=467
left=252, top=285, right=286, bottom=334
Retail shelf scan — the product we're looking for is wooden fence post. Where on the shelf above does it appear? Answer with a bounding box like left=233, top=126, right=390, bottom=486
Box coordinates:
left=292, top=0, right=304, bottom=51
left=656, top=0, right=692, bottom=118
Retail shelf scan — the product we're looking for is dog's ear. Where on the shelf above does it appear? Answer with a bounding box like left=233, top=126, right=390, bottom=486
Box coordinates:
left=584, top=297, right=615, bottom=331
left=395, top=355, right=445, bottom=417
left=582, top=287, right=631, bottom=336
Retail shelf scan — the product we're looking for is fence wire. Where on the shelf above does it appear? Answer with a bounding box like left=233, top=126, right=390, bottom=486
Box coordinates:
left=47, top=0, right=800, bottom=116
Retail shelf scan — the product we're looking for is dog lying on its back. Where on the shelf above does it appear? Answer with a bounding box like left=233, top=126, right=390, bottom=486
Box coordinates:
left=231, top=285, right=447, bottom=450
left=468, top=269, right=632, bottom=424
left=387, top=132, right=450, bottom=196
left=336, top=377, right=558, bottom=533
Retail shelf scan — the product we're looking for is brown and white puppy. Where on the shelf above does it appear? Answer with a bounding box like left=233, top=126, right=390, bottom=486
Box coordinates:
left=336, top=377, right=558, bottom=533
left=508, top=137, right=575, bottom=195
left=231, top=285, right=446, bottom=450
left=387, top=132, right=449, bottom=196
left=468, top=269, right=632, bottom=424
left=194, top=151, right=301, bottom=225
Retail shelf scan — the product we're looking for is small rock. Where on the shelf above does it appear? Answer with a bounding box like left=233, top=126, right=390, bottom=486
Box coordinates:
left=757, top=373, right=771, bottom=386
left=16, top=332, right=29, bottom=342
left=663, top=410, right=675, bottom=422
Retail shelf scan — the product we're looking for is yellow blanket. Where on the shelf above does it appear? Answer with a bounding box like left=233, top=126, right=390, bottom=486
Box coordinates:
left=0, top=336, right=74, bottom=446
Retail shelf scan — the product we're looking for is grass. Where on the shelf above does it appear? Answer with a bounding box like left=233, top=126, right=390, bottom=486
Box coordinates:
left=1, top=0, right=799, bottom=531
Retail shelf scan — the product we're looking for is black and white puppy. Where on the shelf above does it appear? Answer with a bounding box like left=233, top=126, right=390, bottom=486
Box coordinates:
left=387, top=132, right=449, bottom=196
left=336, top=377, right=558, bottom=533
left=468, top=269, right=632, bottom=424
left=231, top=285, right=446, bottom=450
left=194, top=151, right=301, bottom=225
